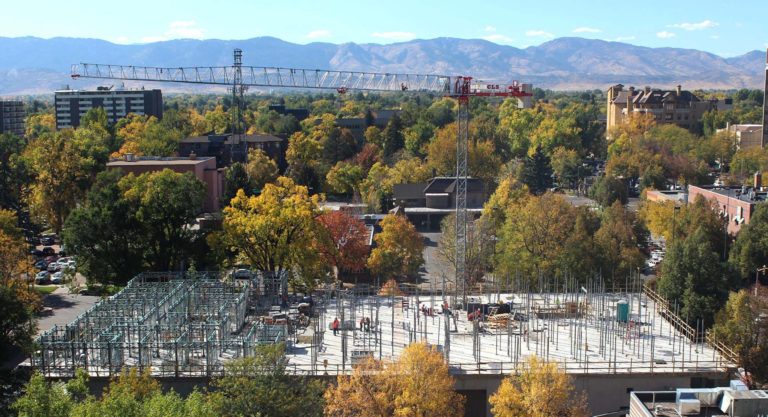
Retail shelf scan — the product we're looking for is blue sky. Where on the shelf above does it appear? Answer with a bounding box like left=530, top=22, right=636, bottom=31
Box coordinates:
left=2, top=0, right=766, bottom=57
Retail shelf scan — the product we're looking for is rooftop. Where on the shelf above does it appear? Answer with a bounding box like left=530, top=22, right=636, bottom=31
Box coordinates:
left=690, top=185, right=768, bottom=203
left=107, top=156, right=215, bottom=166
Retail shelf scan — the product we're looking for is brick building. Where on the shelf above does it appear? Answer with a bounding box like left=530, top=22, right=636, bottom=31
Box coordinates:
left=106, top=155, right=222, bottom=213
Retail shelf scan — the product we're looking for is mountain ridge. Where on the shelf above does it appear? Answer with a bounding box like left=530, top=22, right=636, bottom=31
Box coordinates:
left=0, top=36, right=763, bottom=95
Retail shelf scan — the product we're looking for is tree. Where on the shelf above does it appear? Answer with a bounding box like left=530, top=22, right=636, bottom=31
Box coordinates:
left=425, top=98, right=455, bottom=127
left=495, top=193, right=578, bottom=283
left=25, top=132, right=90, bottom=232
left=550, top=146, right=581, bottom=188
left=323, top=128, right=358, bottom=165
left=24, top=113, right=56, bottom=139
left=520, top=146, right=553, bottom=195
left=657, top=227, right=728, bottom=326
left=210, top=344, right=324, bottom=417
left=489, top=356, right=588, bottom=417
left=246, top=148, right=279, bottom=193
left=403, top=120, right=435, bottom=156
left=326, top=162, right=365, bottom=195
left=324, top=342, right=463, bottom=417
left=316, top=211, right=370, bottom=281
left=589, top=175, right=628, bottom=207
left=12, top=372, right=75, bottom=417
left=594, top=201, right=645, bottom=287
left=222, top=162, right=250, bottom=205
left=382, top=114, right=404, bottom=157
left=711, top=290, right=768, bottom=382
left=730, top=204, right=768, bottom=283
left=426, top=123, right=502, bottom=184
left=438, top=214, right=494, bottom=287
left=0, top=285, right=36, bottom=359
left=367, top=214, right=424, bottom=279
left=352, top=143, right=383, bottom=172
left=0, top=133, right=29, bottom=210
left=221, top=177, right=322, bottom=294
left=120, top=169, right=206, bottom=271
left=62, top=170, right=145, bottom=284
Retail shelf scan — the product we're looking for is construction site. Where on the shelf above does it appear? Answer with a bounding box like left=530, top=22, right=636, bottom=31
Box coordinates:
left=31, top=271, right=737, bottom=414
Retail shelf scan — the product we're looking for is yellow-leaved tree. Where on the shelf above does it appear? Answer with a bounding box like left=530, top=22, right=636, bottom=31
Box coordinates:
left=324, top=342, right=464, bottom=417
left=367, top=214, right=424, bottom=280
left=220, top=176, right=325, bottom=294
left=489, top=356, right=588, bottom=417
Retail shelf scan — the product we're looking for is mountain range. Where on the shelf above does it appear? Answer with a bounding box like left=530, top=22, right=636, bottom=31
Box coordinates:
left=0, top=36, right=765, bottom=95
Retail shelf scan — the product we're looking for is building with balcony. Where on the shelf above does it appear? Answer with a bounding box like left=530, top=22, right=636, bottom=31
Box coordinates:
left=688, top=173, right=767, bottom=235
left=0, top=100, right=25, bottom=136
left=55, top=87, right=163, bottom=129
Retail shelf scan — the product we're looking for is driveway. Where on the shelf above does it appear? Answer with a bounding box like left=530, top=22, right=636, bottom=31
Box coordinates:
left=36, top=286, right=99, bottom=335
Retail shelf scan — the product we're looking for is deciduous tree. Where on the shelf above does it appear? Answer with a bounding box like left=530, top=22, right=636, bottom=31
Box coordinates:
left=246, top=148, right=279, bottom=193
left=324, top=342, right=463, bottom=417
left=367, top=214, right=424, bottom=279
left=221, top=177, right=323, bottom=293
left=489, top=356, right=588, bottom=417
left=316, top=211, right=370, bottom=281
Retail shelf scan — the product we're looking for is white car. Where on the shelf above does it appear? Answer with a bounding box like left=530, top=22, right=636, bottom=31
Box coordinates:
left=51, top=271, right=64, bottom=284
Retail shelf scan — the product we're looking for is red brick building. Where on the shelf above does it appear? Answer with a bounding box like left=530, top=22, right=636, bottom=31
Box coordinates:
left=688, top=179, right=766, bottom=235
left=106, top=154, right=223, bottom=213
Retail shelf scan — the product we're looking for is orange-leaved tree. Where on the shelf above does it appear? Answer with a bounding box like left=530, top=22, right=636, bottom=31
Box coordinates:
left=316, top=211, right=370, bottom=281
left=324, top=342, right=463, bottom=417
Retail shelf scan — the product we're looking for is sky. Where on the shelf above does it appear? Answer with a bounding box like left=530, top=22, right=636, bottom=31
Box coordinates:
left=1, top=0, right=767, bottom=57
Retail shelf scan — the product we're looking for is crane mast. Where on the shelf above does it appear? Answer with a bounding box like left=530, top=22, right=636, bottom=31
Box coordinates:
left=70, top=50, right=531, bottom=318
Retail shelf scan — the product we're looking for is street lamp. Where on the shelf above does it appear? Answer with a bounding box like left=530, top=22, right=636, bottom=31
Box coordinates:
left=756, top=265, right=768, bottom=297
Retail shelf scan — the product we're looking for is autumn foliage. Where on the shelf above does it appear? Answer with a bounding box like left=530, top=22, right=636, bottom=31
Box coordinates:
left=316, top=211, right=371, bottom=278
left=489, top=356, right=588, bottom=417
left=324, top=342, right=463, bottom=417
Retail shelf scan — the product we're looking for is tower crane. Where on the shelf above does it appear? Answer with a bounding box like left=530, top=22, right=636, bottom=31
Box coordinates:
left=70, top=49, right=531, bottom=305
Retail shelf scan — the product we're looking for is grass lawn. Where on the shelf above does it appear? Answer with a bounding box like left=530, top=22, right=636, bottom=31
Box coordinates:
left=34, top=285, right=58, bottom=295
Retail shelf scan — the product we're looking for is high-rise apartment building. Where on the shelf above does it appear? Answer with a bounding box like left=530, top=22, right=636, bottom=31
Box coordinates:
left=0, top=100, right=25, bottom=136
left=54, top=87, right=162, bottom=129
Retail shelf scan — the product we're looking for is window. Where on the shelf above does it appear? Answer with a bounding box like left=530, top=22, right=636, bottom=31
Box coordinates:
left=665, top=114, right=673, bottom=120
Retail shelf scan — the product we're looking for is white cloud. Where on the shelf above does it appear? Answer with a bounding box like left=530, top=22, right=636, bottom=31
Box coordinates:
left=669, top=20, right=718, bottom=31
left=613, top=36, right=636, bottom=42
left=371, top=31, right=416, bottom=41
left=111, top=36, right=131, bottom=44
left=573, top=27, right=601, bottom=34
left=482, top=34, right=514, bottom=44
left=484, top=25, right=497, bottom=32
left=167, top=20, right=205, bottom=39
left=656, top=31, right=676, bottom=39
left=710, top=34, right=720, bottom=39
left=525, top=30, right=554, bottom=39
left=306, top=29, right=331, bottom=39
left=140, top=20, right=205, bottom=43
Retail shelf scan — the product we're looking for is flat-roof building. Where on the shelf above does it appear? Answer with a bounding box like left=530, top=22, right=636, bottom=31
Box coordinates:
left=106, top=155, right=222, bottom=212
left=55, top=87, right=162, bottom=129
left=717, top=124, right=764, bottom=150
left=688, top=179, right=767, bottom=235
left=628, top=382, right=768, bottom=417
left=0, top=100, right=25, bottom=136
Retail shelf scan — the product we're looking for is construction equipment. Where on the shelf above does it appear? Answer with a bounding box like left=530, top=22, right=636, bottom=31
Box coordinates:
left=70, top=50, right=532, bottom=304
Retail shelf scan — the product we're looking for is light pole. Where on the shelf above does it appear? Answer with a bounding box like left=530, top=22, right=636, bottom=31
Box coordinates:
left=756, top=265, right=768, bottom=297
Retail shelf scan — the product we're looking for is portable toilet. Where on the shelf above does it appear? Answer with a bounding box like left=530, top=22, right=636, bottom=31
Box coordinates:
left=617, top=299, right=629, bottom=323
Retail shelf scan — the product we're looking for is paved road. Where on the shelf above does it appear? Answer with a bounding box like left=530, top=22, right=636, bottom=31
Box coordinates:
left=36, top=286, right=99, bottom=335
left=418, top=231, right=451, bottom=291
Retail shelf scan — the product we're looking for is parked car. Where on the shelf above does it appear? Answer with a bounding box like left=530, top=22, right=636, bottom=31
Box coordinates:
left=35, top=271, right=50, bottom=284
left=51, top=271, right=64, bottom=284
left=34, top=259, right=48, bottom=270
left=47, top=261, right=62, bottom=272
left=40, top=236, right=56, bottom=246
left=41, top=246, right=56, bottom=256
left=232, top=268, right=252, bottom=280
left=30, top=248, right=44, bottom=258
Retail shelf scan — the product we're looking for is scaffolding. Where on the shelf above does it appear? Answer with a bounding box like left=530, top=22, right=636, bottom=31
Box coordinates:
left=33, top=272, right=285, bottom=377
left=32, top=271, right=735, bottom=378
